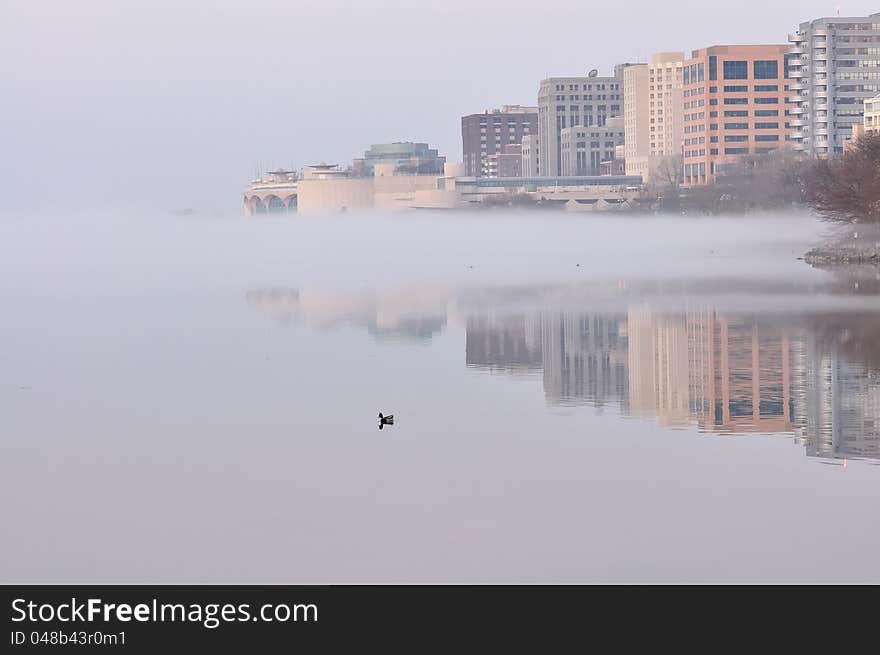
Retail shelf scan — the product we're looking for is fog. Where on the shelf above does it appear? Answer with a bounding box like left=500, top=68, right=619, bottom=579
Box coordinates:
left=2, top=0, right=873, bottom=213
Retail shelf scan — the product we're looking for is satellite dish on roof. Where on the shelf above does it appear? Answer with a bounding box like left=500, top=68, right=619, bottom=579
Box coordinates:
left=588, top=69, right=598, bottom=77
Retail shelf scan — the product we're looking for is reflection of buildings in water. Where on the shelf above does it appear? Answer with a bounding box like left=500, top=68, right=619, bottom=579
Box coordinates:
left=627, top=305, right=794, bottom=432
left=540, top=312, right=628, bottom=408
left=799, top=334, right=880, bottom=461
left=685, top=307, right=793, bottom=434
left=246, top=285, right=880, bottom=462
left=465, top=313, right=543, bottom=374
left=466, top=311, right=628, bottom=409
left=245, top=287, right=452, bottom=343
left=627, top=306, right=691, bottom=427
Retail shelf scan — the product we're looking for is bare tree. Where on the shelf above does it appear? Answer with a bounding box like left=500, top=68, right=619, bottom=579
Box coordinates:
left=804, top=133, right=880, bottom=223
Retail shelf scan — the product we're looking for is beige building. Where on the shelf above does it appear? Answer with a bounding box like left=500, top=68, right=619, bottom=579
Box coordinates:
left=296, top=164, right=374, bottom=213
left=521, top=135, right=538, bottom=177
left=624, top=52, right=684, bottom=181
left=279, top=162, right=466, bottom=214
left=537, top=68, right=630, bottom=176
left=864, top=93, right=880, bottom=137
left=559, top=116, right=625, bottom=176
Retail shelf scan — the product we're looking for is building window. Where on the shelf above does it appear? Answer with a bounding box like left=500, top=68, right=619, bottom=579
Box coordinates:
left=755, top=134, right=780, bottom=141
left=753, top=60, right=779, bottom=79
left=724, top=85, right=748, bottom=92
left=709, top=56, right=717, bottom=80
left=723, top=60, right=748, bottom=80
left=754, top=122, right=779, bottom=129
left=754, top=84, right=779, bottom=92
left=724, top=110, right=748, bottom=117
left=724, top=123, right=749, bottom=129
left=724, top=135, right=748, bottom=142
left=754, top=110, right=779, bottom=117
left=724, top=98, right=748, bottom=105
left=754, top=97, right=779, bottom=104
left=724, top=147, right=749, bottom=154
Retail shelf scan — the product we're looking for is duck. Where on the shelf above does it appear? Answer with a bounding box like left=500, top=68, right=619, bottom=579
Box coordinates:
left=378, top=412, right=394, bottom=429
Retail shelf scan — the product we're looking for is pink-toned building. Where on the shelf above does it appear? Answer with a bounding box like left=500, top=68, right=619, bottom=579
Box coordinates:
left=681, top=45, right=792, bottom=186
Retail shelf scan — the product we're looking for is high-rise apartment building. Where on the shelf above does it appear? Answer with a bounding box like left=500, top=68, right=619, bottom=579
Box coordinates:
left=560, top=117, right=625, bottom=175
left=461, top=105, right=537, bottom=177
left=537, top=67, right=632, bottom=176
left=788, top=13, right=880, bottom=158
left=680, top=45, right=791, bottom=186
left=624, top=52, right=685, bottom=180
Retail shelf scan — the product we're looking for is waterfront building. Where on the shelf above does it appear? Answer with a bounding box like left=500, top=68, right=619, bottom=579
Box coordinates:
left=295, top=164, right=374, bottom=213
left=354, top=142, right=446, bottom=177
left=461, top=105, right=537, bottom=177
left=243, top=169, right=298, bottom=215
left=453, top=174, right=642, bottom=210
left=624, top=52, right=685, bottom=180
left=485, top=143, right=524, bottom=178
left=537, top=66, right=634, bottom=176
left=559, top=116, right=625, bottom=176
left=521, top=135, right=539, bottom=177
left=788, top=13, right=880, bottom=158
left=863, top=92, right=880, bottom=136
left=680, top=44, right=791, bottom=186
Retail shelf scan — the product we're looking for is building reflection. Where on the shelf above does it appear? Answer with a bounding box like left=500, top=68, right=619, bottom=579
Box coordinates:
left=466, top=303, right=880, bottom=462
left=465, top=312, right=628, bottom=411
left=246, top=287, right=451, bottom=343
left=247, top=284, right=880, bottom=463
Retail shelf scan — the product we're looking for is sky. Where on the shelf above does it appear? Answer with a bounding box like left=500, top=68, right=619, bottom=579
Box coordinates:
left=1, top=0, right=876, bottom=213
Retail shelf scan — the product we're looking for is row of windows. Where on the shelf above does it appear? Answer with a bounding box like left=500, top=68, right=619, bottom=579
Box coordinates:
left=684, top=163, right=707, bottom=176
left=714, top=84, right=780, bottom=93
left=722, top=97, right=779, bottom=105
left=555, top=105, right=616, bottom=113
left=554, top=94, right=621, bottom=101
left=554, top=83, right=619, bottom=91
left=683, top=63, right=706, bottom=85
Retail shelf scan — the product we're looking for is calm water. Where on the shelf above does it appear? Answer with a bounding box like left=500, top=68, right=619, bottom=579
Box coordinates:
left=2, top=210, right=880, bottom=582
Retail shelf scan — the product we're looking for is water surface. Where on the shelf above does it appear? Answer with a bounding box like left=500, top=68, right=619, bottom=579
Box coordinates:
left=2, top=210, right=879, bottom=582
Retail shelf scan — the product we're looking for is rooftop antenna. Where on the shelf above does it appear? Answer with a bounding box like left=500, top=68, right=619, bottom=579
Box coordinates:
left=835, top=4, right=841, bottom=15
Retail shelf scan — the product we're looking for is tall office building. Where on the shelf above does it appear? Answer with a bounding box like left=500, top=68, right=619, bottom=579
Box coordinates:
left=788, top=13, right=880, bottom=158
left=537, top=66, right=632, bottom=176
left=461, top=105, right=537, bottom=177
left=624, top=52, right=685, bottom=180
left=680, top=44, right=791, bottom=186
